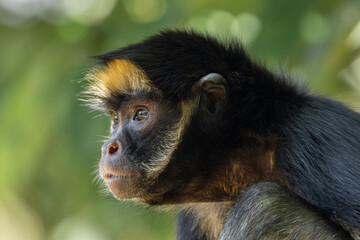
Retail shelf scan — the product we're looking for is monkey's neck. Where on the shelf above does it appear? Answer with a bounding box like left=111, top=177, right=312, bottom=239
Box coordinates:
left=150, top=139, right=282, bottom=205
left=142, top=132, right=283, bottom=206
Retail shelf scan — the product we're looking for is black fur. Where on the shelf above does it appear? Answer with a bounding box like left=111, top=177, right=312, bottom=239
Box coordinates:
left=218, top=182, right=352, bottom=240
left=93, top=30, right=360, bottom=238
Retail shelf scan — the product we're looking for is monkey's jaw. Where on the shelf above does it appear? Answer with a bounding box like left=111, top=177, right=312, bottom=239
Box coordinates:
left=105, top=174, right=142, bottom=199
left=100, top=166, right=142, bottom=199
left=99, top=158, right=143, bottom=199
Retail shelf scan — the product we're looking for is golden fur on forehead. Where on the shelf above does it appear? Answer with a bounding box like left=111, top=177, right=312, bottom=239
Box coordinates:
left=87, top=59, right=155, bottom=99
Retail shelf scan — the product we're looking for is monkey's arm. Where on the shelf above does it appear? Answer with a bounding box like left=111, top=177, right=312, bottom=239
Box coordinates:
left=218, top=182, right=352, bottom=240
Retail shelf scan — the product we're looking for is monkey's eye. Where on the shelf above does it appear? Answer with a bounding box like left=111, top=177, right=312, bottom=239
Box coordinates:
left=133, top=109, right=148, bottom=121
left=111, top=113, right=119, bottom=125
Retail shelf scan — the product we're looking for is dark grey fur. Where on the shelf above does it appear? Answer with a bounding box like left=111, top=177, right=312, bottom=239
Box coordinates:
left=218, top=182, right=352, bottom=240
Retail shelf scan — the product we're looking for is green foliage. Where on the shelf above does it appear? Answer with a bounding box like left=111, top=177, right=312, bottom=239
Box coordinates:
left=0, top=0, right=359, bottom=239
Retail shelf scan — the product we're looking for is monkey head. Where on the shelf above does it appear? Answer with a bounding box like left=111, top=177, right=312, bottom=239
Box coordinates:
left=86, top=30, right=275, bottom=205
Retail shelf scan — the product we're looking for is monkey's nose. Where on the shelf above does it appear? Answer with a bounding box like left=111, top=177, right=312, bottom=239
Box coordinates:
left=107, top=141, right=120, bottom=155
left=103, top=172, right=115, bottom=180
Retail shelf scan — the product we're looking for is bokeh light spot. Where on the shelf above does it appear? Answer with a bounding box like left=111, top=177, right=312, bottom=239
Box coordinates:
left=122, top=0, right=167, bottom=24
left=300, top=11, right=330, bottom=44
left=206, top=10, right=234, bottom=35
left=187, top=10, right=261, bottom=45
left=231, top=13, right=261, bottom=45
left=340, top=56, right=360, bottom=94
left=346, top=20, right=360, bottom=51
left=62, top=0, right=117, bottom=25
left=51, top=217, right=110, bottom=240
left=0, top=193, right=44, bottom=240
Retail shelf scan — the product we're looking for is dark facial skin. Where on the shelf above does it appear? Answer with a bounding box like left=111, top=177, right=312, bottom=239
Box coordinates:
left=100, top=93, right=182, bottom=200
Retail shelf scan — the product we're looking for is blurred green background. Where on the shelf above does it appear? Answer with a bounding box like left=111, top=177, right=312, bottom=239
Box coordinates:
left=0, top=0, right=360, bottom=239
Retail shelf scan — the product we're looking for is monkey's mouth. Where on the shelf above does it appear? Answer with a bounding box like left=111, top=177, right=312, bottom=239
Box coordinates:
left=103, top=172, right=139, bottom=180
left=101, top=168, right=142, bottom=199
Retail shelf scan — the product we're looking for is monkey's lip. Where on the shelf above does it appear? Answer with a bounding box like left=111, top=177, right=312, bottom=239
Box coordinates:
left=105, top=174, right=139, bottom=184
left=102, top=170, right=141, bottom=181
left=100, top=164, right=140, bottom=180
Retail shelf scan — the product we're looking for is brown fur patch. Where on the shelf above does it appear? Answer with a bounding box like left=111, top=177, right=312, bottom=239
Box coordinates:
left=87, top=59, right=158, bottom=100
left=149, top=138, right=281, bottom=206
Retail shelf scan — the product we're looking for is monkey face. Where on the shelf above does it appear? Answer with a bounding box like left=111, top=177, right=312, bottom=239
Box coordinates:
left=87, top=57, right=229, bottom=204
left=100, top=95, right=182, bottom=200
left=86, top=59, right=200, bottom=202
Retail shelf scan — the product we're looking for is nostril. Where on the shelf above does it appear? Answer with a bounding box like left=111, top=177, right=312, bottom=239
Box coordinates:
left=105, top=173, right=114, bottom=179
left=108, top=142, right=119, bottom=155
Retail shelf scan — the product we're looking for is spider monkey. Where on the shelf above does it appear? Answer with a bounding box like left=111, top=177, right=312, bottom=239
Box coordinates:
left=86, top=30, right=360, bottom=239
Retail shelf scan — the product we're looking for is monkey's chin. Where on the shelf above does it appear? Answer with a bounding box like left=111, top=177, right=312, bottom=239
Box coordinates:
left=105, top=176, right=141, bottom=199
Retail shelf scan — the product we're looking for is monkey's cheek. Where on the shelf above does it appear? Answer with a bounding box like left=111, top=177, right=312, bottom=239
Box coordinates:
left=106, top=177, right=141, bottom=199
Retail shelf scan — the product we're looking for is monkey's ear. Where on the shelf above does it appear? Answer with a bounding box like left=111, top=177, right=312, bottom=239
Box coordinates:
left=193, top=73, right=227, bottom=113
